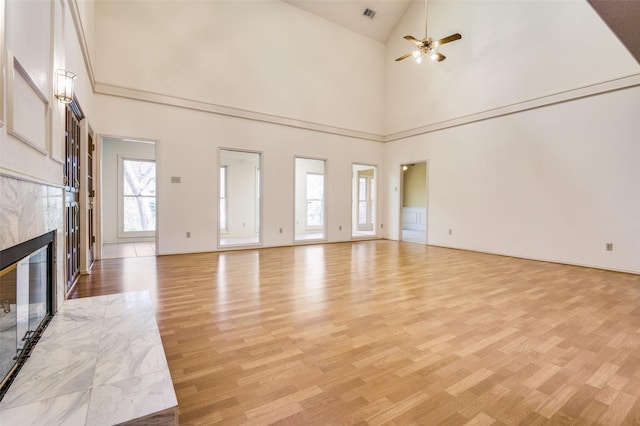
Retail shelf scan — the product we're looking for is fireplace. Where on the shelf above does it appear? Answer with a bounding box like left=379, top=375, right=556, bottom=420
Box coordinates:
left=0, top=230, right=56, bottom=400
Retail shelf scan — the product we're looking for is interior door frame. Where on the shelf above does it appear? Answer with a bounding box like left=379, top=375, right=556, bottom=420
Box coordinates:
left=351, top=162, right=378, bottom=239
left=95, top=135, right=159, bottom=259
left=217, top=147, right=264, bottom=249
left=399, top=160, right=429, bottom=244
left=293, top=156, right=328, bottom=243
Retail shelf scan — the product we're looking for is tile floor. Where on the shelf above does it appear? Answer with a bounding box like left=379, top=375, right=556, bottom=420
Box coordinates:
left=402, top=228, right=427, bottom=243
left=101, top=242, right=156, bottom=259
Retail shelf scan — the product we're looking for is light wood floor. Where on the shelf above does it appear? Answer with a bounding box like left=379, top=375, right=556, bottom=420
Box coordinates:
left=69, top=241, right=640, bottom=425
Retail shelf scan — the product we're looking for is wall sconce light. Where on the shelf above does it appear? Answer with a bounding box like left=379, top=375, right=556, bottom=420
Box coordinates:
left=54, top=69, right=76, bottom=104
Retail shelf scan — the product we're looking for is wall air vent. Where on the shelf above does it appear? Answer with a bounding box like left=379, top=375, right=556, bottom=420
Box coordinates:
left=363, top=8, right=376, bottom=19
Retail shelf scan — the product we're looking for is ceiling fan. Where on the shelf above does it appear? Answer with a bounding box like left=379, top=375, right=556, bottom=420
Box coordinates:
left=395, top=0, right=461, bottom=64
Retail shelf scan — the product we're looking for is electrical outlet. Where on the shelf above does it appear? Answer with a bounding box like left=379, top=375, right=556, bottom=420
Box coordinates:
left=279, top=228, right=283, bottom=234
left=171, top=176, right=181, bottom=183
left=606, top=243, right=613, bottom=251
left=381, top=224, right=383, bottom=229
left=339, top=225, right=342, bottom=231
left=186, top=232, right=191, bottom=238
left=449, top=229, right=453, bottom=235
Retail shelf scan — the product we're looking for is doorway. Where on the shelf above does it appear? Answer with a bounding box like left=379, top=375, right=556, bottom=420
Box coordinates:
left=99, top=137, right=157, bottom=259
left=294, top=157, right=327, bottom=242
left=352, top=163, right=377, bottom=238
left=400, top=162, right=427, bottom=244
left=218, top=149, right=262, bottom=247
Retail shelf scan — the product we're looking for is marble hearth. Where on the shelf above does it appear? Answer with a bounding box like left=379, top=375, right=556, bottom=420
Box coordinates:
left=0, top=291, right=178, bottom=425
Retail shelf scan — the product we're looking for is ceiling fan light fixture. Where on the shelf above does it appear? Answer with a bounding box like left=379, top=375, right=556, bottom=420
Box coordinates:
left=394, top=0, right=461, bottom=64
left=412, top=49, right=424, bottom=64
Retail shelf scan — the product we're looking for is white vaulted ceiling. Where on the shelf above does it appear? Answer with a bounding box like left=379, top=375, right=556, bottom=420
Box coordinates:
left=282, top=0, right=411, bottom=43
left=93, top=0, right=639, bottom=137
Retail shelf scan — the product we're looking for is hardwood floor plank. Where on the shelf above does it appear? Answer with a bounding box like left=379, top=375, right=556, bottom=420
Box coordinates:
left=69, top=241, right=640, bottom=425
left=464, top=412, right=496, bottom=426
left=446, top=368, right=495, bottom=397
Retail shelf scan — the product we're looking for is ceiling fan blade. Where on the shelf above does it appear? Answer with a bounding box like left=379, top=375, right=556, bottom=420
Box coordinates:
left=395, top=52, right=413, bottom=62
left=436, top=33, right=462, bottom=45
left=436, top=52, right=446, bottom=62
left=403, top=35, right=423, bottom=46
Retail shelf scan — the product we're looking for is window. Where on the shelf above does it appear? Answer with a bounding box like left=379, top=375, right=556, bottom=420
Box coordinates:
left=358, top=176, right=370, bottom=226
left=220, top=166, right=228, bottom=232
left=306, top=173, right=324, bottom=227
left=122, top=159, right=156, bottom=234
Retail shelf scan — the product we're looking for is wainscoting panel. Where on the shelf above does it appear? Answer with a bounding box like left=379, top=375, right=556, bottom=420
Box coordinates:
left=7, top=55, right=50, bottom=155
left=402, top=207, right=426, bottom=231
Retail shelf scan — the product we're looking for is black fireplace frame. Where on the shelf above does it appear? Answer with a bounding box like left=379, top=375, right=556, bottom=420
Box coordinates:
left=0, top=230, right=56, bottom=400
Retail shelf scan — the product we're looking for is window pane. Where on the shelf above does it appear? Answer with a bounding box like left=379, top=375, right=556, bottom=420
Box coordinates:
left=307, top=200, right=323, bottom=226
left=307, top=174, right=324, bottom=200
left=220, top=166, right=226, bottom=198
left=123, top=197, right=156, bottom=231
left=358, top=201, right=367, bottom=224
left=220, top=166, right=227, bottom=231
left=359, top=177, right=367, bottom=201
left=123, top=160, right=156, bottom=196
left=220, top=199, right=226, bottom=230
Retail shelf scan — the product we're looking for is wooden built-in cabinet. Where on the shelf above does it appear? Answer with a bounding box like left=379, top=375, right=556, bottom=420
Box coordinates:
left=64, top=102, right=83, bottom=292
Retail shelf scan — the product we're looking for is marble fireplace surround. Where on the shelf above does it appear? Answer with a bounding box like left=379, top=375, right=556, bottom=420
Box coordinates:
left=0, top=175, right=65, bottom=311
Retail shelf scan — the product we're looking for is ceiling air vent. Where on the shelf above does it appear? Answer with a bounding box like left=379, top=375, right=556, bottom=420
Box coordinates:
left=363, top=8, right=376, bottom=19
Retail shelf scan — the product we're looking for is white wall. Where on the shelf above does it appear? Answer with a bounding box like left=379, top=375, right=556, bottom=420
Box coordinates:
left=93, top=0, right=385, bottom=135
left=92, top=94, right=384, bottom=255
left=101, top=138, right=156, bottom=243
left=3, top=0, right=61, bottom=183
left=382, top=86, right=640, bottom=273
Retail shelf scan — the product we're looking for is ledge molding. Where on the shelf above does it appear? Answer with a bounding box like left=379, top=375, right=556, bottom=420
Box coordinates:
left=94, top=73, right=640, bottom=143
